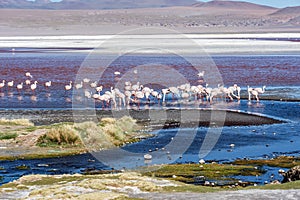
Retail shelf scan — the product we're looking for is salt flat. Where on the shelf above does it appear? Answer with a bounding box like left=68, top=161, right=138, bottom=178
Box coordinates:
left=0, top=33, right=299, bottom=55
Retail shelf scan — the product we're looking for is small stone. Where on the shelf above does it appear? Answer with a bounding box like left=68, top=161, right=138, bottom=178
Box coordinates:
left=199, top=159, right=205, bottom=164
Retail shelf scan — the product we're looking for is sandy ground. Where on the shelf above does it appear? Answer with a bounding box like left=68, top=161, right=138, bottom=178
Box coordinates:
left=134, top=189, right=300, bottom=199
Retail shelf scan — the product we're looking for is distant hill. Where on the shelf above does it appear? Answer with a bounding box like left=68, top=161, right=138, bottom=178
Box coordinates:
left=0, top=0, right=198, bottom=9
left=270, top=6, right=300, bottom=16
left=193, top=0, right=276, bottom=10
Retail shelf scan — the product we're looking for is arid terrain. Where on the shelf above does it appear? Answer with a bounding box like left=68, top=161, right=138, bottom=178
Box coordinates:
left=0, top=1, right=299, bottom=36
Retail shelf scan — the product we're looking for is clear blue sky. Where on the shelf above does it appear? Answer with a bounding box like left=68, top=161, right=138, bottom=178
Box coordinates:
left=201, top=0, right=300, bottom=8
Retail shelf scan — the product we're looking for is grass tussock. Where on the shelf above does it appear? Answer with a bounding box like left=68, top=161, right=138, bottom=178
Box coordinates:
left=78, top=116, right=142, bottom=149
left=36, top=116, right=145, bottom=150
left=37, top=124, right=81, bottom=147
left=0, top=132, right=17, bottom=140
left=0, top=118, right=34, bottom=126
left=75, top=121, right=113, bottom=151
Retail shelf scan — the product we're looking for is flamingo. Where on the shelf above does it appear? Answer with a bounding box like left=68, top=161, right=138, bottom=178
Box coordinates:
left=104, top=87, right=117, bottom=108
left=96, top=85, right=103, bottom=94
left=98, top=93, right=111, bottom=108
left=162, top=88, right=170, bottom=102
left=169, top=86, right=180, bottom=100
left=131, top=82, right=142, bottom=91
left=30, top=81, right=38, bottom=94
left=113, top=88, right=126, bottom=107
left=84, top=90, right=92, bottom=98
left=132, top=90, right=144, bottom=108
left=248, top=86, right=266, bottom=102
left=142, top=86, right=152, bottom=102
left=25, top=72, right=32, bottom=78
left=75, top=81, right=83, bottom=90
left=90, top=81, right=97, bottom=88
left=25, top=79, right=31, bottom=85
left=44, top=81, right=51, bottom=90
left=124, top=81, right=132, bottom=91
left=7, top=81, right=14, bottom=91
left=151, top=90, right=162, bottom=102
left=254, top=86, right=266, bottom=94
left=124, top=90, right=133, bottom=106
left=219, top=85, right=234, bottom=101
left=83, top=78, right=90, bottom=83
left=65, top=81, right=72, bottom=91
left=209, top=84, right=223, bottom=103
left=0, top=80, right=5, bottom=91
left=16, top=82, right=23, bottom=94
left=197, top=71, right=205, bottom=77
left=227, top=84, right=241, bottom=100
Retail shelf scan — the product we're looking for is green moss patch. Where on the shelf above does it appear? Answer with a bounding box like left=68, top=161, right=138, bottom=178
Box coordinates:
left=232, top=156, right=300, bottom=168
left=143, top=163, right=263, bottom=185
left=0, top=132, right=17, bottom=140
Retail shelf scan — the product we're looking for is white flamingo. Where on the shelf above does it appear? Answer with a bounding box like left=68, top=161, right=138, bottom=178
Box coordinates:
left=75, top=81, right=83, bottom=89
left=131, top=82, right=142, bottom=91
left=0, top=80, right=5, bottom=91
left=113, top=88, right=126, bottom=107
left=169, top=86, right=180, bottom=100
left=44, top=81, right=51, bottom=90
left=124, top=90, right=133, bottom=106
left=209, top=84, right=223, bottom=102
left=248, top=85, right=266, bottom=102
left=133, top=90, right=144, bottom=108
left=142, top=86, right=152, bottom=102
left=227, top=84, right=241, bottom=100
left=162, top=88, right=170, bottom=102
left=84, top=90, right=92, bottom=98
left=83, top=78, right=90, bottom=84
left=254, top=86, right=266, bottom=94
left=16, top=82, right=23, bottom=94
left=25, top=72, right=32, bottom=78
left=105, top=88, right=117, bottom=108
left=25, top=79, right=31, bottom=85
left=98, top=93, right=111, bottom=108
left=96, top=85, right=103, bottom=93
left=30, top=81, right=38, bottom=94
left=90, top=81, right=97, bottom=88
left=197, top=71, right=205, bottom=77
left=7, top=81, right=14, bottom=91
left=65, top=81, right=72, bottom=91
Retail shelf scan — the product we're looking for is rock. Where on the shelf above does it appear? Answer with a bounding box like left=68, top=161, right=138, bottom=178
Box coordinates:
left=282, top=165, right=300, bottom=183
left=270, top=180, right=281, bottom=184
left=199, top=159, right=205, bottom=164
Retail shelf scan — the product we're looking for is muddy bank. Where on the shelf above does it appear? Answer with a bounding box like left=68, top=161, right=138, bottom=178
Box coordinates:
left=0, top=109, right=283, bottom=127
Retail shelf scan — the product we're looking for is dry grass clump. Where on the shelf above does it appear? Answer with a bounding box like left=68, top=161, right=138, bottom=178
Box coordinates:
left=0, top=118, right=34, bottom=126
left=36, top=116, right=144, bottom=150
left=74, top=121, right=113, bottom=151
left=37, top=124, right=81, bottom=147
left=72, top=116, right=141, bottom=150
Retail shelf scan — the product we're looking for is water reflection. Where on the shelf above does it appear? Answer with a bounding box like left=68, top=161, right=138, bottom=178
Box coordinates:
left=31, top=95, right=37, bottom=102
left=17, top=95, right=23, bottom=101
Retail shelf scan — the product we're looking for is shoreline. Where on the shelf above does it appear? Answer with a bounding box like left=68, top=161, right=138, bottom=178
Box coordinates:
left=0, top=108, right=283, bottom=126
left=0, top=108, right=283, bottom=161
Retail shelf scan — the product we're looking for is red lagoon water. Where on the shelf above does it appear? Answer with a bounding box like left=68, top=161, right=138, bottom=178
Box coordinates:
left=0, top=52, right=299, bottom=108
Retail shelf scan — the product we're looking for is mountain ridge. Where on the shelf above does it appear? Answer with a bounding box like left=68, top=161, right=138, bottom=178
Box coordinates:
left=0, top=0, right=198, bottom=9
